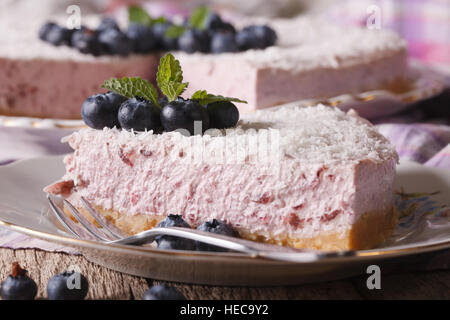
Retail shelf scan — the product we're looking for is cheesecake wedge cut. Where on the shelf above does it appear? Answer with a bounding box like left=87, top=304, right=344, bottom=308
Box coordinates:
left=45, top=104, right=398, bottom=250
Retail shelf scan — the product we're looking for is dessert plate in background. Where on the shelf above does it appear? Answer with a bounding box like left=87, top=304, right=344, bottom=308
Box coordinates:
left=0, top=156, right=448, bottom=286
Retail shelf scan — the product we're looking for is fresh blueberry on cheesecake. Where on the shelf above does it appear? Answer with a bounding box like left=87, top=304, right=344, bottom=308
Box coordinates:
left=47, top=270, right=89, bottom=300
left=98, top=28, right=133, bottom=56
left=178, top=28, right=211, bottom=53
left=0, top=262, right=38, bottom=300
left=211, top=32, right=238, bottom=53
left=155, top=215, right=196, bottom=251
left=71, top=28, right=104, bottom=56
left=38, top=21, right=57, bottom=41
left=127, top=23, right=157, bottom=53
left=143, top=284, right=186, bottom=300
left=196, top=219, right=239, bottom=252
left=152, top=22, right=179, bottom=50
left=82, top=92, right=125, bottom=129
left=94, top=54, right=245, bottom=133
left=236, top=25, right=277, bottom=50
left=205, top=101, right=240, bottom=128
left=118, top=97, right=162, bottom=132
left=204, top=12, right=236, bottom=34
left=44, top=24, right=75, bottom=46
left=96, top=17, right=120, bottom=33
left=160, top=99, right=210, bottom=135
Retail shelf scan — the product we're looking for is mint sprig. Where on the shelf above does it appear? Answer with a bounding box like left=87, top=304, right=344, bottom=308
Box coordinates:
left=164, top=25, right=186, bottom=39
left=188, top=6, right=210, bottom=30
left=156, top=53, right=189, bottom=102
left=101, top=77, right=160, bottom=108
left=191, top=90, right=247, bottom=105
left=128, top=6, right=166, bottom=26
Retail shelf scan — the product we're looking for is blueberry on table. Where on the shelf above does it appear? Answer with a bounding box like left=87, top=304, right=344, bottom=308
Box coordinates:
left=178, top=29, right=211, bottom=53
left=118, top=97, right=162, bottom=132
left=236, top=25, right=277, bottom=50
left=156, top=215, right=196, bottom=251
left=81, top=92, right=125, bottom=129
left=205, top=101, right=240, bottom=128
left=44, top=24, right=75, bottom=46
left=0, top=262, right=37, bottom=300
left=127, top=23, right=157, bottom=53
left=143, top=284, right=186, bottom=300
left=160, top=99, right=210, bottom=135
left=96, top=17, right=120, bottom=33
left=47, top=270, right=89, bottom=300
left=211, top=32, right=238, bottom=53
left=196, top=219, right=239, bottom=252
left=98, top=28, right=133, bottom=56
left=71, top=28, right=104, bottom=56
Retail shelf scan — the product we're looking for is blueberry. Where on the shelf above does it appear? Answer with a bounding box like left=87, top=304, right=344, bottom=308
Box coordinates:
left=47, top=270, right=89, bottom=300
left=205, top=101, right=239, bottom=128
left=0, top=262, right=37, bottom=300
left=45, top=24, right=75, bottom=46
left=118, top=97, right=161, bottom=132
left=196, top=219, right=239, bottom=252
left=155, top=215, right=196, bottom=251
left=160, top=99, right=209, bottom=135
left=81, top=92, right=125, bottom=129
left=211, top=32, right=238, bottom=53
left=204, top=12, right=223, bottom=30
left=142, top=284, right=185, bottom=300
left=71, top=28, right=104, bottom=56
left=178, top=29, right=210, bottom=53
left=204, top=13, right=236, bottom=34
left=97, top=17, right=120, bottom=33
left=38, top=21, right=57, bottom=41
left=236, top=25, right=277, bottom=50
left=153, top=22, right=178, bottom=50
left=127, top=23, right=157, bottom=53
left=98, top=28, right=133, bottom=56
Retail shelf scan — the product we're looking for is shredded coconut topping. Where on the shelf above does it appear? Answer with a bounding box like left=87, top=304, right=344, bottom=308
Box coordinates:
left=64, top=104, right=398, bottom=165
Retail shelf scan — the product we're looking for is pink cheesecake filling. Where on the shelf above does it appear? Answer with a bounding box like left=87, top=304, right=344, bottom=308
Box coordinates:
left=0, top=55, right=158, bottom=119
left=45, top=104, right=398, bottom=241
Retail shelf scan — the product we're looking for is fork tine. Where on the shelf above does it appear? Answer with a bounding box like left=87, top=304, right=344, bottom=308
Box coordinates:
left=80, top=196, right=128, bottom=239
left=47, top=196, right=95, bottom=240
left=63, top=199, right=112, bottom=241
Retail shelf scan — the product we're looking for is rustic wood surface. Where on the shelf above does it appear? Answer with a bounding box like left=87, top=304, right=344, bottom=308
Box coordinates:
left=0, top=247, right=449, bottom=300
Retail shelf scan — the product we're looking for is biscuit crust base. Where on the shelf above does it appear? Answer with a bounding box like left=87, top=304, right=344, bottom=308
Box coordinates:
left=66, top=205, right=397, bottom=251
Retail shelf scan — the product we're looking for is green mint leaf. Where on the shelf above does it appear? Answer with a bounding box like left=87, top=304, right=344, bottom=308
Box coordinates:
left=128, top=6, right=152, bottom=25
left=128, top=6, right=167, bottom=26
left=159, top=82, right=189, bottom=102
left=164, top=25, right=186, bottom=38
left=101, top=77, right=160, bottom=108
left=189, top=6, right=210, bottom=30
left=191, top=90, right=247, bottom=105
left=156, top=53, right=189, bottom=101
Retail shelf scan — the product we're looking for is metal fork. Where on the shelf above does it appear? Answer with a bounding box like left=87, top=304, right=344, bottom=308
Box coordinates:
left=46, top=195, right=354, bottom=263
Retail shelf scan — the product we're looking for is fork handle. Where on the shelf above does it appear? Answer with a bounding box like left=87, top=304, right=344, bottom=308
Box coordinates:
left=108, top=227, right=353, bottom=262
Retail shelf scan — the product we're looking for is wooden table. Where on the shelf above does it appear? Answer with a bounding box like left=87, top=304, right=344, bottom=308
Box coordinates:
left=0, top=247, right=448, bottom=300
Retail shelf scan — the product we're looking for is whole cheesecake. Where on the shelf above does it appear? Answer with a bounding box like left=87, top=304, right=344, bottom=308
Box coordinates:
left=1, top=15, right=407, bottom=119
left=45, top=104, right=399, bottom=250
left=177, top=16, right=408, bottom=113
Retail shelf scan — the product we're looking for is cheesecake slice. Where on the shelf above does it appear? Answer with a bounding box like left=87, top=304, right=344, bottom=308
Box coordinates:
left=45, top=104, right=398, bottom=250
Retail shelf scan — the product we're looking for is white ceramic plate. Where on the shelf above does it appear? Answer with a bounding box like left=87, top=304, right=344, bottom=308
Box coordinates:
left=0, top=156, right=449, bottom=286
